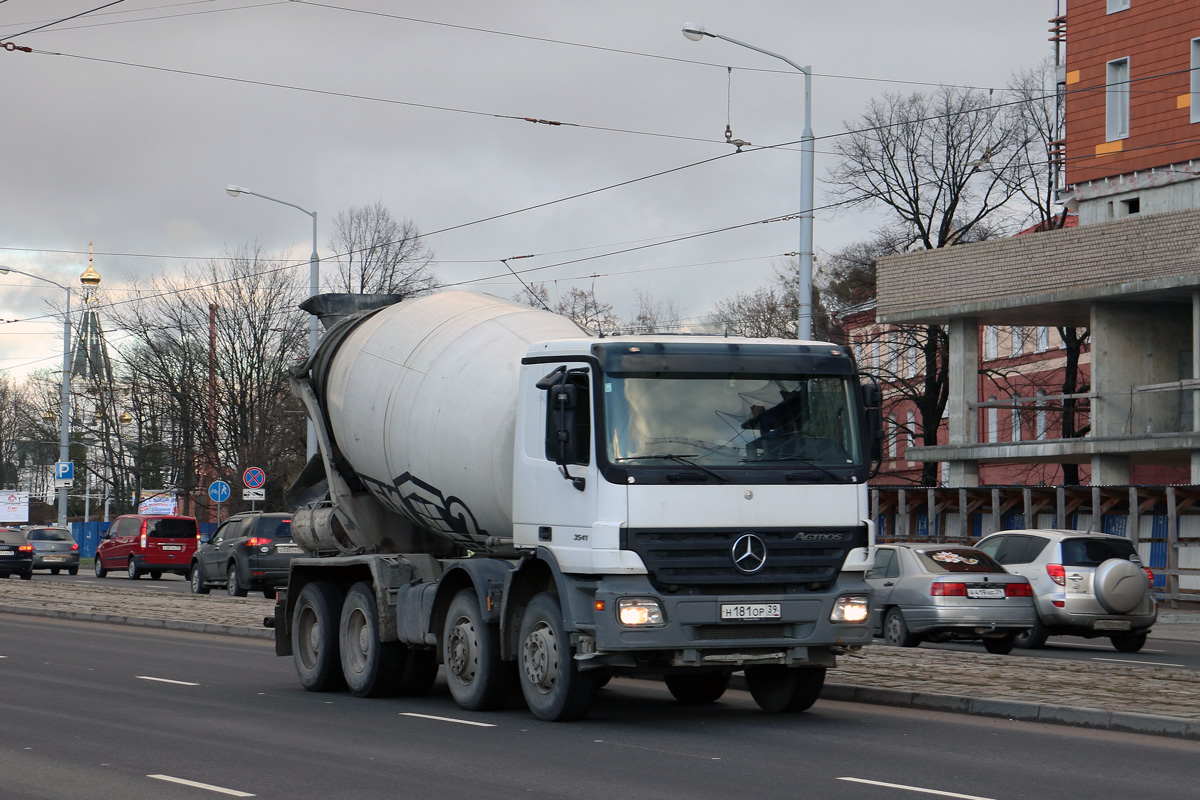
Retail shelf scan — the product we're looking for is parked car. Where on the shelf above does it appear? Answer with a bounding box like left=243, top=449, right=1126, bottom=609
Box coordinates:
left=94, top=514, right=199, bottom=580
left=190, top=511, right=303, bottom=598
left=974, top=529, right=1156, bottom=652
left=0, top=528, right=33, bottom=580
left=26, top=526, right=79, bottom=575
left=865, top=543, right=1036, bottom=655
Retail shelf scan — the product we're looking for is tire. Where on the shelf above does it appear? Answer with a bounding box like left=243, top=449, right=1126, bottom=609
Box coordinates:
left=664, top=671, right=732, bottom=704
left=127, top=558, right=140, bottom=580
left=94, top=557, right=107, bottom=578
left=744, top=665, right=826, bottom=713
left=983, top=634, right=1016, bottom=655
left=1094, top=558, right=1147, bottom=614
left=20, top=568, right=32, bottom=581
left=883, top=608, right=920, bottom=647
left=226, top=563, right=248, bottom=597
left=150, top=571, right=162, bottom=581
left=50, top=568, right=60, bottom=575
left=189, top=563, right=209, bottom=595
left=443, top=588, right=511, bottom=711
left=1110, top=632, right=1148, bottom=653
left=263, top=588, right=277, bottom=600
left=517, top=592, right=598, bottom=722
left=785, top=668, right=826, bottom=712
left=67, top=566, right=78, bottom=576
left=339, top=582, right=404, bottom=698
left=291, top=581, right=345, bottom=692
left=1014, top=615, right=1049, bottom=649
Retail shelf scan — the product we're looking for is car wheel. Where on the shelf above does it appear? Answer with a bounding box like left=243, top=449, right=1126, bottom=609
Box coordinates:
left=517, top=591, right=597, bottom=722
left=1014, top=615, right=1049, bottom=649
left=1110, top=632, right=1148, bottom=653
left=983, top=634, right=1016, bottom=655
left=291, top=581, right=345, bottom=692
left=339, top=582, right=405, bottom=698
left=664, top=671, right=732, bottom=704
left=189, top=563, right=209, bottom=595
left=50, top=568, right=60, bottom=575
left=94, top=558, right=107, bottom=578
left=20, top=568, right=32, bottom=581
left=127, top=558, right=140, bottom=580
left=150, top=571, right=162, bottom=581
left=67, top=566, right=78, bottom=576
left=444, top=589, right=512, bottom=712
left=226, top=563, right=248, bottom=597
left=263, top=588, right=277, bottom=600
left=883, top=608, right=920, bottom=647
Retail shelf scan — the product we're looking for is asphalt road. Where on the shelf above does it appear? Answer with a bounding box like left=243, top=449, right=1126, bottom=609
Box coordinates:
left=2, top=615, right=1198, bottom=800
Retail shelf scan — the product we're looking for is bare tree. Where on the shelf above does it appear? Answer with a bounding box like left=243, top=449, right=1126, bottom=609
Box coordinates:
left=0, top=375, right=31, bottom=489
left=626, top=287, right=682, bottom=334
left=513, top=283, right=621, bottom=335
left=326, top=202, right=438, bottom=297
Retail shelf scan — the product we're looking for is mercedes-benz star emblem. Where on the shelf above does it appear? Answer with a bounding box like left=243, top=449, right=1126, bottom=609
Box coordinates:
left=731, top=533, right=768, bottom=574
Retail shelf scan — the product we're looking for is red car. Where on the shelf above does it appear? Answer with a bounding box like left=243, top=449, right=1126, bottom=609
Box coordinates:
left=94, top=514, right=199, bottom=580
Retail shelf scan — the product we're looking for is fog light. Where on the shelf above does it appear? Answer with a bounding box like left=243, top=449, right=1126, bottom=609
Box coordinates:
left=830, top=594, right=870, bottom=623
left=617, top=597, right=664, bottom=627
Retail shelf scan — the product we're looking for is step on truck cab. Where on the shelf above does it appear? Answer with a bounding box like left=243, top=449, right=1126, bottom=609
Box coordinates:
left=275, top=291, right=881, bottom=721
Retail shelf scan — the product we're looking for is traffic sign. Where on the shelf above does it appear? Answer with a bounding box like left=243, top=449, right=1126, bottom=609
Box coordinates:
left=54, top=461, right=74, bottom=488
left=243, top=488, right=265, bottom=501
left=243, top=467, right=266, bottom=489
left=208, top=480, right=231, bottom=504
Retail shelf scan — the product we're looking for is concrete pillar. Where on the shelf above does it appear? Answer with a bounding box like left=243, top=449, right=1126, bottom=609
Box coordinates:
left=947, top=318, right=980, bottom=486
left=1091, top=454, right=1131, bottom=486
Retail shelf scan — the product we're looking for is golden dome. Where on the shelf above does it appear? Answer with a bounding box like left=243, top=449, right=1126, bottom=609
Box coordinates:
left=80, top=242, right=101, bottom=285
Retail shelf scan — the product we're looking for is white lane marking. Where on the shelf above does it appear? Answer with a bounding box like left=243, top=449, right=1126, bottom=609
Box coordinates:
left=1054, top=642, right=1164, bottom=653
left=1092, top=657, right=1185, bottom=667
left=137, top=675, right=200, bottom=686
left=838, top=777, right=996, bottom=799
left=149, top=775, right=255, bottom=796
left=400, top=712, right=496, bottom=727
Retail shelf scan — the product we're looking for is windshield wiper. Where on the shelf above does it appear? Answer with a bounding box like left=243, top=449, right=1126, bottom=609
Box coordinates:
left=741, top=455, right=846, bottom=482
left=616, top=454, right=729, bottom=483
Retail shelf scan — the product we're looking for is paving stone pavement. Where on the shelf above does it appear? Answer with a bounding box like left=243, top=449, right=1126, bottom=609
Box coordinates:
left=3, top=578, right=1200, bottom=738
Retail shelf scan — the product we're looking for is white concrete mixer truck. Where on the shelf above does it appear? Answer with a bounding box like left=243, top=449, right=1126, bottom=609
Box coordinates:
left=273, top=291, right=881, bottom=721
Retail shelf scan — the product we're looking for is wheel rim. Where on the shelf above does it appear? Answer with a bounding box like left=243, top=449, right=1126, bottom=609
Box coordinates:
left=885, top=614, right=901, bottom=644
left=522, top=620, right=560, bottom=696
left=94, top=560, right=102, bottom=577
left=127, top=560, right=136, bottom=579
left=345, top=608, right=370, bottom=675
left=191, top=568, right=201, bottom=592
left=227, top=566, right=238, bottom=595
left=297, top=606, right=320, bottom=670
left=447, top=616, right=480, bottom=685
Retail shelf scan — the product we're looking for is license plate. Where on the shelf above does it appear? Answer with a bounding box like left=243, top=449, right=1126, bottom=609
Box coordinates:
left=1094, top=619, right=1131, bottom=631
left=0, top=550, right=11, bottom=556
left=276, top=545, right=302, bottom=554
left=967, top=587, right=1005, bottom=599
left=721, top=603, right=781, bottom=620
left=160, top=545, right=183, bottom=551
left=44, top=555, right=65, bottom=562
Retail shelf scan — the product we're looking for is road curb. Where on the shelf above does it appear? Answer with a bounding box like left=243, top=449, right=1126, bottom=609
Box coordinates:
left=0, top=603, right=274, bottom=641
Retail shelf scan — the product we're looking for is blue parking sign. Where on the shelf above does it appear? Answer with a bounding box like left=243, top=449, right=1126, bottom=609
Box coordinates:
left=55, top=461, right=74, bottom=481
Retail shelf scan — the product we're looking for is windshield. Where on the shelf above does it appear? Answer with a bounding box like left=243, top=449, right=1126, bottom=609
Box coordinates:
left=603, top=373, right=862, bottom=468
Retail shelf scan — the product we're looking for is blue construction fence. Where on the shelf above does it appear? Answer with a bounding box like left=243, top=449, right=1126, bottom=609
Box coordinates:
left=69, top=521, right=218, bottom=558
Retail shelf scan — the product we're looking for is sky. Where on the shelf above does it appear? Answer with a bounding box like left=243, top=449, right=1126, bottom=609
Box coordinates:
left=0, top=0, right=1057, bottom=379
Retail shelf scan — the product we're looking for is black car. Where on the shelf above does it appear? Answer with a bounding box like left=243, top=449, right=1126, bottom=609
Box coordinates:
left=0, top=528, right=34, bottom=580
left=189, top=512, right=304, bottom=598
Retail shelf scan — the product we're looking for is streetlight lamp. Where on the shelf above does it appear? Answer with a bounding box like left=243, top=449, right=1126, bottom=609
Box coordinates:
left=225, top=185, right=319, bottom=461
left=0, top=265, right=72, bottom=525
left=682, top=23, right=815, bottom=341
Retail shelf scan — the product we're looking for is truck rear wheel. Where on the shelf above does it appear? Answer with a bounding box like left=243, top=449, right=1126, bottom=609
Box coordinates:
left=443, top=589, right=510, bottom=711
left=518, top=592, right=598, bottom=722
left=664, top=671, right=732, bottom=704
left=744, top=665, right=826, bottom=713
left=340, top=582, right=404, bottom=698
left=292, top=581, right=345, bottom=692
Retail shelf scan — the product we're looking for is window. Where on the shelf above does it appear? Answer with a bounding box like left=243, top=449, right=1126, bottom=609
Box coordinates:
left=1011, top=326, right=1023, bottom=357
left=1121, top=197, right=1140, bottom=215
left=1106, top=0, right=1129, bottom=12
left=1036, top=389, right=1048, bottom=439
left=984, top=326, right=998, bottom=360
left=1107, top=58, right=1130, bottom=141
left=986, top=396, right=998, bottom=443
left=888, top=414, right=897, bottom=458
left=907, top=409, right=916, bottom=458
left=1011, top=396, right=1022, bottom=442
left=906, top=342, right=918, bottom=378
left=1035, top=326, right=1049, bottom=353
left=1192, top=38, right=1200, bottom=124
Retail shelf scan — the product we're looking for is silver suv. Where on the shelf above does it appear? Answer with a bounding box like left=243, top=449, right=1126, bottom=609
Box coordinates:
left=975, top=529, right=1156, bottom=652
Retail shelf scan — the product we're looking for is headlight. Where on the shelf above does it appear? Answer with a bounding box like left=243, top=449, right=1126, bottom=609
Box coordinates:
left=617, top=597, right=665, bottom=627
left=830, top=594, right=870, bottom=624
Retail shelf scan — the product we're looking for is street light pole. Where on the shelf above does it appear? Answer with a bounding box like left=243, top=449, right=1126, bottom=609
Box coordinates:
left=225, top=185, right=320, bottom=462
left=682, top=24, right=815, bottom=341
left=0, top=265, right=72, bottom=524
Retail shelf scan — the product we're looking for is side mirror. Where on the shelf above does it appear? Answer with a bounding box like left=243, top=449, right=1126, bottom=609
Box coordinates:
left=199, top=532, right=213, bottom=545
left=549, top=383, right=581, bottom=466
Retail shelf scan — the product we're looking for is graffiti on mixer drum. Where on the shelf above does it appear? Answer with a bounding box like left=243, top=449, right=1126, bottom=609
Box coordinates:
left=361, top=472, right=486, bottom=548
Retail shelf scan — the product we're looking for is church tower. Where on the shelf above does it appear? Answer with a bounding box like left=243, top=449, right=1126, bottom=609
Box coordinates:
left=70, top=242, right=112, bottom=384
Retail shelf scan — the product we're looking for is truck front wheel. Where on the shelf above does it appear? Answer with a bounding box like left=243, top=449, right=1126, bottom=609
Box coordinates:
left=664, top=670, right=732, bottom=704
left=292, top=581, right=345, bottom=692
left=443, top=589, right=510, bottom=711
left=744, top=665, right=826, bottom=713
left=518, top=592, right=598, bottom=722
left=340, top=582, right=404, bottom=698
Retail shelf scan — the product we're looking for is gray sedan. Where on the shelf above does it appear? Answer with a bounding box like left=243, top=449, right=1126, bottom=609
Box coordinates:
left=26, top=526, right=80, bottom=575
left=865, top=544, right=1036, bottom=655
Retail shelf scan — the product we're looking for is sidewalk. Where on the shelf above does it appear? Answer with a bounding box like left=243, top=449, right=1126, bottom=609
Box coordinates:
left=2, top=579, right=1199, bottom=739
